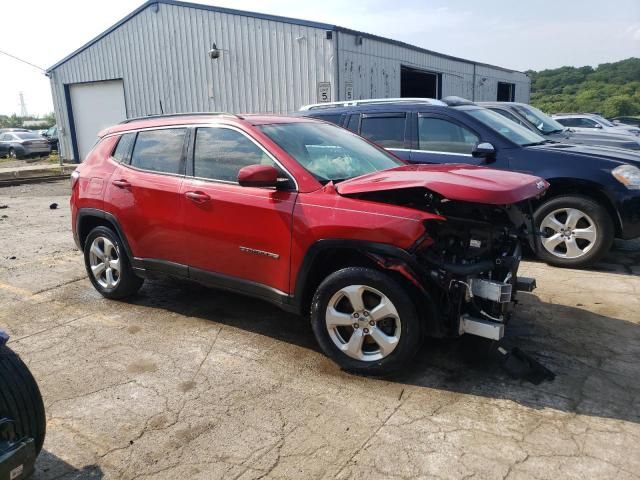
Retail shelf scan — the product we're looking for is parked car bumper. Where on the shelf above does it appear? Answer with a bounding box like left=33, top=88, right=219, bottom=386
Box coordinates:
left=23, top=146, right=51, bottom=156
left=617, top=192, right=640, bottom=240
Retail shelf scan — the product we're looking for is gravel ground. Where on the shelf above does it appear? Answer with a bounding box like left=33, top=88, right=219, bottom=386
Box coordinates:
left=0, top=180, right=639, bottom=480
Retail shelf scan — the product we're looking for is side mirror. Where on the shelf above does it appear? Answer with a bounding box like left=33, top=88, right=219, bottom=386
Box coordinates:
left=472, top=142, right=496, bottom=160
left=594, top=123, right=603, bottom=129
left=238, top=164, right=279, bottom=188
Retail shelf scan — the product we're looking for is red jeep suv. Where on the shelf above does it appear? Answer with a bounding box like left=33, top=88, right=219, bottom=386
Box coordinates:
left=71, top=113, right=547, bottom=375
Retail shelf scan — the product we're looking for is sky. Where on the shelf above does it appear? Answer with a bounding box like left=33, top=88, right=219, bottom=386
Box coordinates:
left=1, top=0, right=639, bottom=116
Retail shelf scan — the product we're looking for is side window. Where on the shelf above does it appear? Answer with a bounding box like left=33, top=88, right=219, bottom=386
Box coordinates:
left=130, top=128, right=186, bottom=174
left=346, top=114, right=360, bottom=133
left=359, top=114, right=406, bottom=148
left=0, top=134, right=8, bottom=141
left=491, top=108, right=526, bottom=126
left=194, top=127, right=277, bottom=182
left=557, top=118, right=576, bottom=127
left=112, top=133, right=136, bottom=164
left=316, top=114, right=342, bottom=126
left=418, top=117, right=479, bottom=154
left=579, top=118, right=598, bottom=128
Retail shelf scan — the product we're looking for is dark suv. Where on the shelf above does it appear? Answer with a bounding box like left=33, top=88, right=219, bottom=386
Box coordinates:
left=71, top=113, right=547, bottom=375
left=298, top=98, right=640, bottom=268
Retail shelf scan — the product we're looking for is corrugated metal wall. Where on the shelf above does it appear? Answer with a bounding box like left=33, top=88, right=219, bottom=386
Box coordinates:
left=335, top=32, right=530, bottom=103
left=49, top=1, right=531, bottom=160
left=49, top=2, right=336, bottom=160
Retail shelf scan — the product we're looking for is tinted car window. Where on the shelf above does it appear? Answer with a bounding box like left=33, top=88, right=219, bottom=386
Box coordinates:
left=14, top=132, right=41, bottom=140
left=556, top=118, right=578, bottom=127
left=360, top=115, right=405, bottom=148
left=112, top=133, right=136, bottom=163
left=194, top=127, right=277, bottom=182
left=315, top=114, right=342, bottom=126
left=491, top=108, right=525, bottom=126
left=0, top=134, right=9, bottom=141
left=418, top=117, right=479, bottom=154
left=346, top=114, right=360, bottom=133
left=131, top=128, right=186, bottom=174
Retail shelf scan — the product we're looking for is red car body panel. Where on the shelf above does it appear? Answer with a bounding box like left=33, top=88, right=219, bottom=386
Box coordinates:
left=73, top=114, right=548, bottom=302
left=336, top=164, right=549, bottom=205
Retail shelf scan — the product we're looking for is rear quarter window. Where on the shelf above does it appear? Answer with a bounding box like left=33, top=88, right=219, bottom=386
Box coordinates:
left=111, top=133, right=136, bottom=163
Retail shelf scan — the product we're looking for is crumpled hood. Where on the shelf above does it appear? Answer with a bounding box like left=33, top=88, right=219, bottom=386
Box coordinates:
left=336, top=164, right=548, bottom=205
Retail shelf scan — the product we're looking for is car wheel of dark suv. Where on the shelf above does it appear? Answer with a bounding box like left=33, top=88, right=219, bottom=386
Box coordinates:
left=310, top=267, right=422, bottom=376
left=534, top=195, right=614, bottom=268
left=84, top=226, right=144, bottom=299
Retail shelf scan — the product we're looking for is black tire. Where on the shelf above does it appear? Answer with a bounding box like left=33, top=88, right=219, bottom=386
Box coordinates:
left=533, top=195, right=614, bottom=268
left=0, top=343, right=46, bottom=454
left=310, top=267, right=423, bottom=376
left=84, top=226, right=143, bottom=299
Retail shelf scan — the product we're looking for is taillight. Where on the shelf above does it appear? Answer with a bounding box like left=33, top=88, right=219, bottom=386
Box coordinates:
left=71, top=170, right=80, bottom=189
left=23, top=141, right=33, bottom=146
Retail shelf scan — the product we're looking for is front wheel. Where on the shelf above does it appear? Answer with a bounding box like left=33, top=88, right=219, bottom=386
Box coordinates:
left=310, top=267, right=423, bottom=376
left=533, top=195, right=614, bottom=268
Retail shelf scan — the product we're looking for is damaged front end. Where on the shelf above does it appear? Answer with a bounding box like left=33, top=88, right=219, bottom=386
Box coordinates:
left=414, top=197, right=537, bottom=341
left=336, top=165, right=548, bottom=341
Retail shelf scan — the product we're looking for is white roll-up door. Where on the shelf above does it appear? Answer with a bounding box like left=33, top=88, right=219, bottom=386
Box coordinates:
left=69, top=80, right=126, bottom=161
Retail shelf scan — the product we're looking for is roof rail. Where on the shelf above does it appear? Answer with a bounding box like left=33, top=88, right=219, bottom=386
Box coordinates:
left=441, top=96, right=475, bottom=107
left=299, top=98, right=447, bottom=111
left=119, top=112, right=239, bottom=124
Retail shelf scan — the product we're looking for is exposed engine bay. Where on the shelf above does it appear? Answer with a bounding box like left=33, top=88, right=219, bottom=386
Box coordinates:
left=354, top=187, right=539, bottom=340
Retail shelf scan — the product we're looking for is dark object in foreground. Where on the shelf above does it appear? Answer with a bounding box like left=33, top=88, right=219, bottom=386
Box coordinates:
left=0, top=331, right=45, bottom=480
left=497, top=345, right=556, bottom=384
left=49, top=203, right=58, bottom=210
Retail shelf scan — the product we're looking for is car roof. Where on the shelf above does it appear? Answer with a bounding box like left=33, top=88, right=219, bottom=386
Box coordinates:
left=296, top=102, right=459, bottom=116
left=99, top=113, right=317, bottom=137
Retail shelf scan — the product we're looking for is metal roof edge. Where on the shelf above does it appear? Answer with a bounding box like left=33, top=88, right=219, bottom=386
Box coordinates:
left=47, top=0, right=526, bottom=77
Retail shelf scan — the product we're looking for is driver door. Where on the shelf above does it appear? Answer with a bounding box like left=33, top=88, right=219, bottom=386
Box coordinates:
left=409, top=114, right=485, bottom=165
left=180, top=126, right=297, bottom=294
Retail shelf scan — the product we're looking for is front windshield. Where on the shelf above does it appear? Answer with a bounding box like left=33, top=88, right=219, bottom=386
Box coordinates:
left=465, top=108, right=546, bottom=146
left=513, top=104, right=565, bottom=134
left=258, top=122, right=404, bottom=183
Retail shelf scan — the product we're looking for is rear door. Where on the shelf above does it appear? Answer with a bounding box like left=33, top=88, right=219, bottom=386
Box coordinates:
left=181, top=125, right=296, bottom=294
left=358, top=112, right=411, bottom=161
left=409, top=113, right=483, bottom=165
left=105, top=127, right=189, bottom=270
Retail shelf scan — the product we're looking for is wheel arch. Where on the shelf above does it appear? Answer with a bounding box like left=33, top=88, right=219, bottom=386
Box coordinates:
left=292, top=240, right=439, bottom=334
left=538, top=178, right=622, bottom=237
left=76, top=208, right=134, bottom=261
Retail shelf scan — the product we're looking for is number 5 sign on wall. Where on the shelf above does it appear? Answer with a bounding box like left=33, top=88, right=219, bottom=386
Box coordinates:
left=317, top=82, right=331, bottom=103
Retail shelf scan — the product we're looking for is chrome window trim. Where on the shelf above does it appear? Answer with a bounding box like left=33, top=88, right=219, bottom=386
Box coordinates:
left=388, top=148, right=472, bottom=157
left=102, top=123, right=299, bottom=191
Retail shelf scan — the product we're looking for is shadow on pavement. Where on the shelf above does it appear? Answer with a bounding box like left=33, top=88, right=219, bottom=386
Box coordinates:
left=34, top=450, right=103, bottom=479
left=130, top=279, right=640, bottom=426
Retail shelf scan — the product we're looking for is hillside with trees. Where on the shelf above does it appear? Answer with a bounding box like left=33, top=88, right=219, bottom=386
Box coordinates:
left=527, top=57, right=640, bottom=117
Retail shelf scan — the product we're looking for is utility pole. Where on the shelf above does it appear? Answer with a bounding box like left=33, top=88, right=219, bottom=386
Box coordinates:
left=19, top=92, right=28, bottom=117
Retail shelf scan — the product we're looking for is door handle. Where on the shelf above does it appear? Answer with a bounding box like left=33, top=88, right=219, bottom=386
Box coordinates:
left=112, top=179, right=131, bottom=188
left=185, top=191, right=211, bottom=203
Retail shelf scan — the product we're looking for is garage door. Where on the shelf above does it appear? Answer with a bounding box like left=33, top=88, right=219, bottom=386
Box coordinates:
left=69, top=80, right=127, bottom=161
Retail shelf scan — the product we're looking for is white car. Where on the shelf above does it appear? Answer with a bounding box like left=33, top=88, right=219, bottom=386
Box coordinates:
left=553, top=113, right=640, bottom=137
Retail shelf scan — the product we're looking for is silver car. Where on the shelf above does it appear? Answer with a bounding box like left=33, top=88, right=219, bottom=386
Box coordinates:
left=0, top=131, right=51, bottom=159
left=553, top=113, right=640, bottom=137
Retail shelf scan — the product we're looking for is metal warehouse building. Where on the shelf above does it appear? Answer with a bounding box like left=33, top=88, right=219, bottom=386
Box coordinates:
left=46, top=0, right=531, bottom=161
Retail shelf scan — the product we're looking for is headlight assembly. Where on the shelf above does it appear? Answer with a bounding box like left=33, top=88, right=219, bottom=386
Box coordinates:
left=612, top=164, right=640, bottom=190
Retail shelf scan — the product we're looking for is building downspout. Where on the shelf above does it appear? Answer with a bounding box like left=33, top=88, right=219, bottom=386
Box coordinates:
left=334, top=29, right=340, bottom=102
left=472, top=63, right=476, bottom=101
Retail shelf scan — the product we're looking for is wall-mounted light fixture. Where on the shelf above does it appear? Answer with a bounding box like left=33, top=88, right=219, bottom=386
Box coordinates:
left=208, top=42, right=221, bottom=60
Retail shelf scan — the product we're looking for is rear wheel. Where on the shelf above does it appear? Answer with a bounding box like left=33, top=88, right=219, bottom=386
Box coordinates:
left=8, top=148, right=19, bottom=159
left=534, top=195, right=614, bottom=268
left=84, top=226, right=143, bottom=299
left=310, top=267, right=423, bottom=376
left=0, top=343, right=46, bottom=454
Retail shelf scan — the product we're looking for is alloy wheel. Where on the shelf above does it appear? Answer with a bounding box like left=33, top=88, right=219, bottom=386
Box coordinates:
left=89, top=236, right=121, bottom=289
left=540, top=207, right=597, bottom=259
left=325, top=284, right=401, bottom=361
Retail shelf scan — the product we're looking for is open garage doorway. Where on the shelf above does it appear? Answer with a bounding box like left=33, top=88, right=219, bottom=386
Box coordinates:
left=497, top=82, right=516, bottom=101
left=401, top=66, right=442, bottom=99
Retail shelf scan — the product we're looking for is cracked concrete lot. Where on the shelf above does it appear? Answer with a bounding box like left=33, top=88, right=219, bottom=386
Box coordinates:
left=1, top=180, right=639, bottom=479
